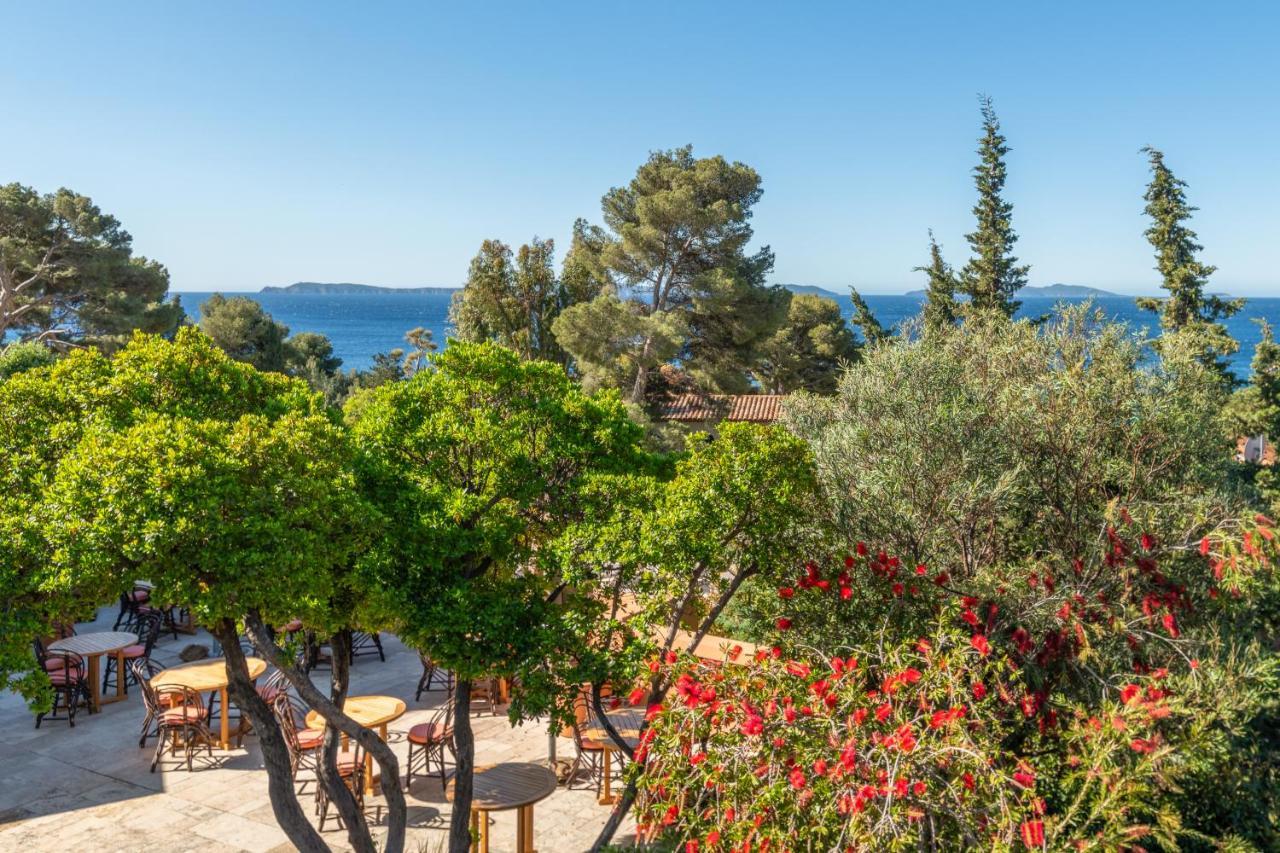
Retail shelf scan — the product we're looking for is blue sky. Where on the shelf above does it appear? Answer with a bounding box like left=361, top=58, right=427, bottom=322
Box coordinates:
left=2, top=2, right=1278, bottom=296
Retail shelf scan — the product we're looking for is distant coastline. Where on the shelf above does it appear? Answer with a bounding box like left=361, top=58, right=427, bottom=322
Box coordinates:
left=261, top=281, right=456, bottom=295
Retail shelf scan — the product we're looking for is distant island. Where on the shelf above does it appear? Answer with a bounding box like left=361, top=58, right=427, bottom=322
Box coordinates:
left=902, top=283, right=1121, bottom=299
left=261, top=282, right=457, bottom=295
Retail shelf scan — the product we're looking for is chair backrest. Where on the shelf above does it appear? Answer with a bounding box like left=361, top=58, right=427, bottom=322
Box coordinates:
left=270, top=694, right=304, bottom=767
left=154, top=684, right=203, bottom=714
left=130, top=658, right=164, bottom=712
left=135, top=611, right=164, bottom=655
left=258, top=667, right=290, bottom=696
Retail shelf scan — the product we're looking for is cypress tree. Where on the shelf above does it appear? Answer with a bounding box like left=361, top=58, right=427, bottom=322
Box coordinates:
left=1135, top=147, right=1243, bottom=380
left=916, top=230, right=959, bottom=332
left=848, top=287, right=889, bottom=346
left=960, top=96, right=1028, bottom=316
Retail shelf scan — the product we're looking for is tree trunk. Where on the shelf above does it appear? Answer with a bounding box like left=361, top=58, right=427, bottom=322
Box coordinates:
left=628, top=336, right=653, bottom=405
left=211, top=619, right=329, bottom=853
left=242, top=613, right=407, bottom=853
left=448, top=679, right=475, bottom=853
left=590, top=779, right=639, bottom=853
left=320, top=630, right=375, bottom=852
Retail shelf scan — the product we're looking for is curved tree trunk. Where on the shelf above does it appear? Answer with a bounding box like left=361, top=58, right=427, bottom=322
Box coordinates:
left=211, top=619, right=329, bottom=853
left=321, top=630, right=375, bottom=852
left=447, top=679, right=475, bottom=853
left=243, top=612, right=408, bottom=853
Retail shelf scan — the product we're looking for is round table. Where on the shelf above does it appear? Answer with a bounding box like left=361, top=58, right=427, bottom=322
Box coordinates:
left=582, top=708, right=643, bottom=806
left=447, top=762, right=557, bottom=853
left=306, top=694, right=406, bottom=794
left=48, top=631, right=139, bottom=712
left=152, top=657, right=266, bottom=749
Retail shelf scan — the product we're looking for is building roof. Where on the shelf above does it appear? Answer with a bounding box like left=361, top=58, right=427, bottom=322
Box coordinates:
left=657, top=394, right=785, bottom=423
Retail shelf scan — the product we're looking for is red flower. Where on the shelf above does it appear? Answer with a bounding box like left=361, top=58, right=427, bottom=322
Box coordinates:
left=1199, top=536, right=1211, bottom=556
left=962, top=609, right=981, bottom=627
left=665, top=651, right=679, bottom=665
left=1130, top=738, right=1156, bottom=754
left=915, top=563, right=928, bottom=576
left=788, top=766, right=807, bottom=789
left=933, top=572, right=949, bottom=585
left=970, top=634, right=991, bottom=656
left=778, top=586, right=794, bottom=599
left=912, top=780, right=927, bottom=796
left=1012, top=769, right=1036, bottom=789
left=662, top=805, right=679, bottom=825
left=785, top=660, right=811, bottom=678
left=856, top=542, right=868, bottom=556
left=1140, top=532, right=1156, bottom=551
left=813, top=758, right=828, bottom=776
left=962, top=772, right=975, bottom=791
left=971, top=682, right=987, bottom=701
left=840, top=586, right=853, bottom=600
left=776, top=618, right=792, bottom=631
left=705, top=830, right=720, bottom=846
left=1119, top=684, right=1141, bottom=705
left=1020, top=819, right=1045, bottom=847
left=628, top=688, right=647, bottom=705
left=686, top=841, right=699, bottom=853
left=1161, top=612, right=1180, bottom=638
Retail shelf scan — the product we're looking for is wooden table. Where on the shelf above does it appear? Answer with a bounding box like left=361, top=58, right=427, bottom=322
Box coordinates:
left=446, top=762, right=557, bottom=853
left=48, top=631, right=139, bottom=712
left=582, top=708, right=643, bottom=806
left=152, top=657, right=266, bottom=749
left=306, top=694, right=406, bottom=794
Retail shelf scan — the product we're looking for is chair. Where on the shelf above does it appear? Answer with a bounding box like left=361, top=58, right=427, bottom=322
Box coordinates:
left=566, top=719, right=611, bottom=795
left=415, top=653, right=454, bottom=701
left=271, top=694, right=324, bottom=793
left=256, top=668, right=291, bottom=705
left=102, top=611, right=163, bottom=696
left=33, top=638, right=64, bottom=673
left=469, top=677, right=501, bottom=716
left=34, top=650, right=93, bottom=728
left=349, top=631, right=385, bottom=663
left=130, top=657, right=169, bottom=747
left=316, top=742, right=374, bottom=832
left=151, top=684, right=214, bottom=772
left=405, top=701, right=455, bottom=789
left=113, top=585, right=151, bottom=630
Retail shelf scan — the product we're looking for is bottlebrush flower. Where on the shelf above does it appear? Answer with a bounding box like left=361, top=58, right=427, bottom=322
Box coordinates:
left=1161, top=612, right=1179, bottom=638
left=1020, top=819, right=1045, bottom=847
left=1199, top=536, right=1211, bottom=556
left=776, top=617, right=792, bottom=631
left=628, top=688, right=647, bottom=705
left=1119, top=684, right=1141, bottom=704
left=788, top=766, right=807, bottom=789
left=971, top=682, right=987, bottom=701
left=778, top=586, right=794, bottom=599
left=1012, top=769, right=1036, bottom=789
left=970, top=634, right=991, bottom=656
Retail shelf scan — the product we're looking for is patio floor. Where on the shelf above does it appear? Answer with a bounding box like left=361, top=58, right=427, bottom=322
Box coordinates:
left=0, top=604, right=636, bottom=852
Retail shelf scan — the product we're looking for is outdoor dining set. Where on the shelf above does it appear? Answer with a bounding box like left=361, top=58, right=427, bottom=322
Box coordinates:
left=28, top=582, right=641, bottom=851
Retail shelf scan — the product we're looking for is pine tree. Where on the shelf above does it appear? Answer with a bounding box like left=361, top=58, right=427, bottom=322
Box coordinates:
left=848, top=287, right=889, bottom=346
left=1135, top=147, right=1243, bottom=380
left=960, top=96, right=1028, bottom=316
left=916, top=230, right=959, bottom=332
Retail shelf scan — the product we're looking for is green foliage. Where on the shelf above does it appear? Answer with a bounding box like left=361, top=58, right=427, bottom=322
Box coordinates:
left=916, top=230, right=960, bottom=332
left=0, top=341, right=57, bottom=382
left=960, top=97, right=1028, bottom=317
left=683, top=266, right=790, bottom=393
left=449, top=237, right=590, bottom=364
left=847, top=286, right=889, bottom=346
left=1135, top=147, right=1244, bottom=384
left=754, top=292, right=859, bottom=394
left=347, top=341, right=644, bottom=685
left=554, top=145, right=776, bottom=403
left=0, top=327, right=370, bottom=708
left=198, top=293, right=291, bottom=372
left=551, top=294, right=685, bottom=394
left=0, top=182, right=181, bottom=348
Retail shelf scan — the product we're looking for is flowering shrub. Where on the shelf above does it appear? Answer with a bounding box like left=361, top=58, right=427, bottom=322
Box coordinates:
left=632, top=515, right=1279, bottom=850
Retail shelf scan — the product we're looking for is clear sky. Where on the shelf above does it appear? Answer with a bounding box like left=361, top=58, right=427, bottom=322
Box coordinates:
left=2, top=2, right=1277, bottom=296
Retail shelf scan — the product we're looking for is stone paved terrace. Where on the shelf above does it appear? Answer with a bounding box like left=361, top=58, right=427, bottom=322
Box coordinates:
left=0, top=604, right=637, bottom=852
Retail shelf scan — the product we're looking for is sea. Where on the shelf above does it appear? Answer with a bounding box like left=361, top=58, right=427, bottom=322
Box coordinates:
left=176, top=291, right=1280, bottom=382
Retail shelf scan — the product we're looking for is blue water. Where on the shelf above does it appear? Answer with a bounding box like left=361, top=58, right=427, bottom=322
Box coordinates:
left=177, top=291, right=1280, bottom=380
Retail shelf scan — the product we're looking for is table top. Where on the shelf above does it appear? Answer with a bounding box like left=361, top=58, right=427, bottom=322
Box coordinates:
left=446, top=762, right=558, bottom=811
left=153, top=656, right=267, bottom=692
left=306, top=695, right=406, bottom=730
left=49, top=631, right=139, bottom=657
left=583, top=707, right=644, bottom=746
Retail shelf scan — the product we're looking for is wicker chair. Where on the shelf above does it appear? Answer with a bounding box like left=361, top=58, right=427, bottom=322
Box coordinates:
left=34, top=649, right=93, bottom=728
left=405, top=701, right=454, bottom=789
left=102, top=610, right=163, bottom=696
left=349, top=631, right=385, bottom=662
left=112, top=585, right=151, bottom=630
left=415, top=653, right=454, bottom=701
left=150, top=684, right=214, bottom=772
left=316, top=742, right=374, bottom=833
left=130, top=657, right=169, bottom=747
left=271, top=694, right=324, bottom=793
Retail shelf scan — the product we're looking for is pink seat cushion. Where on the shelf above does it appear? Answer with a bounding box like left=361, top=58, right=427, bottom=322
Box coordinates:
left=131, top=590, right=151, bottom=602
left=121, top=644, right=147, bottom=658
left=159, top=706, right=206, bottom=725
left=336, top=751, right=362, bottom=776
left=43, top=658, right=66, bottom=672
left=47, top=669, right=81, bottom=685
left=296, top=728, right=326, bottom=750
left=408, top=722, right=451, bottom=744
left=282, top=619, right=303, bottom=632
left=256, top=686, right=286, bottom=703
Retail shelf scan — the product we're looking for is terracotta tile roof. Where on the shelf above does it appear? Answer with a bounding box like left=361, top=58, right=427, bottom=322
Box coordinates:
left=657, top=394, right=785, bottom=423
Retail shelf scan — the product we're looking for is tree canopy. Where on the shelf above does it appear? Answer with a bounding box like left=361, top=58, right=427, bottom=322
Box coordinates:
left=960, top=97, right=1028, bottom=316
left=0, top=183, right=181, bottom=348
